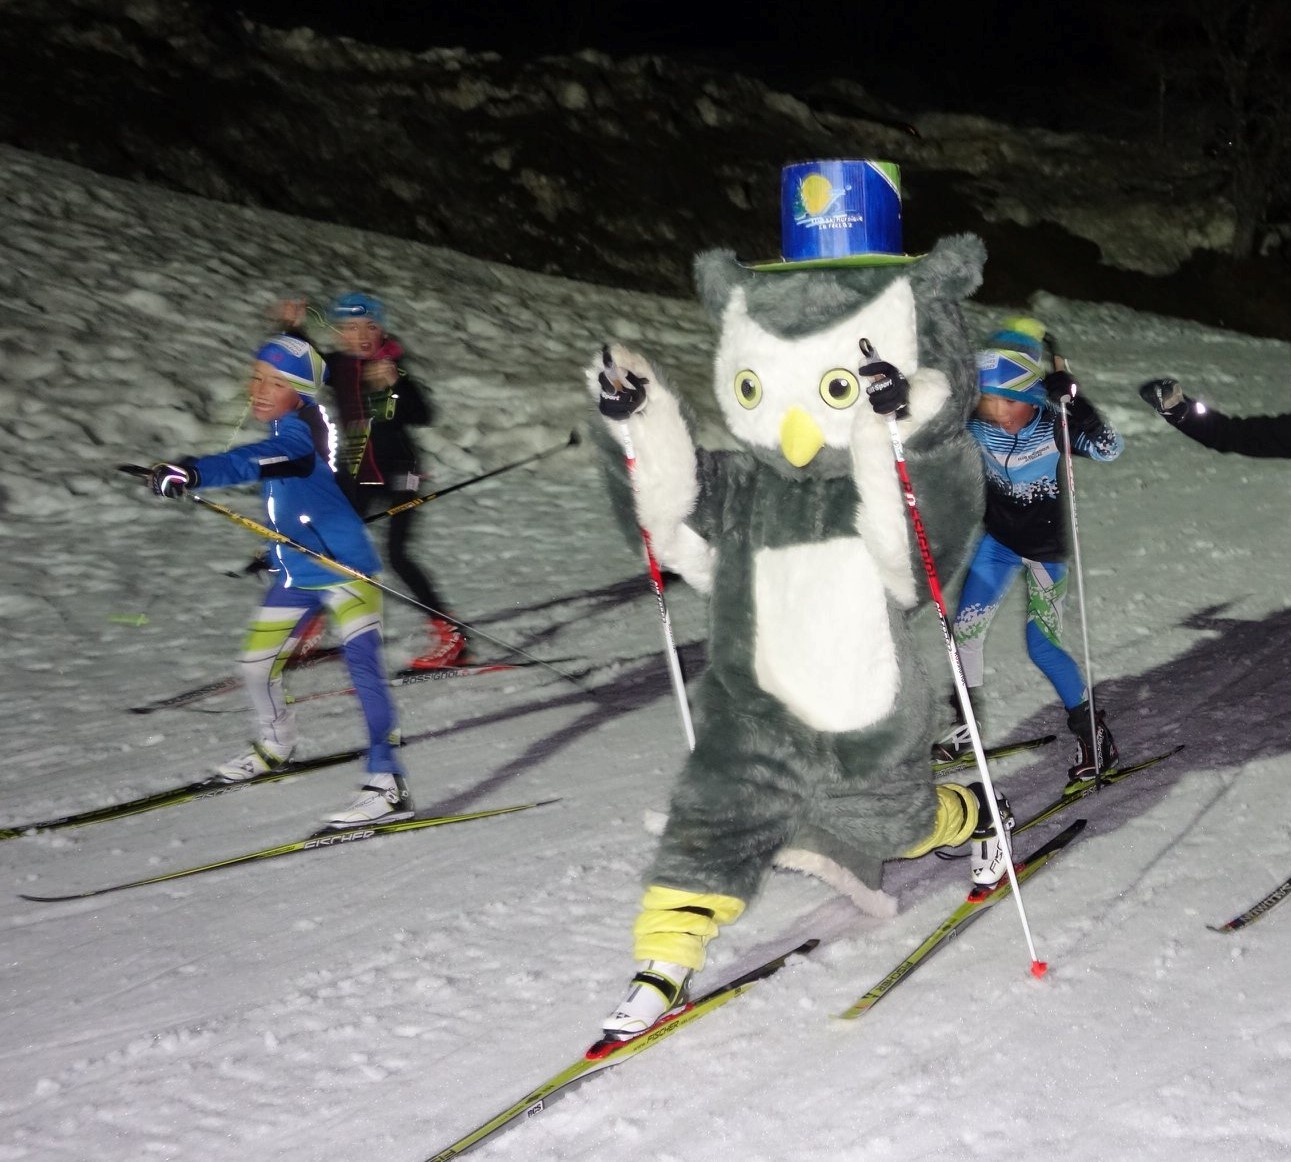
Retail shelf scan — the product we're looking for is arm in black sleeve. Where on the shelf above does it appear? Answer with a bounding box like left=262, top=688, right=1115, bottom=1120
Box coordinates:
left=392, top=363, right=433, bottom=426
left=1175, top=405, right=1291, bottom=458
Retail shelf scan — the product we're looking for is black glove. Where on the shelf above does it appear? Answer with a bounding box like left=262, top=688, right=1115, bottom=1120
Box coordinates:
left=244, top=550, right=273, bottom=577
left=1044, top=370, right=1079, bottom=405
left=149, top=461, right=199, bottom=499
left=860, top=360, right=910, bottom=417
left=597, top=351, right=648, bottom=420
left=1139, top=378, right=1191, bottom=424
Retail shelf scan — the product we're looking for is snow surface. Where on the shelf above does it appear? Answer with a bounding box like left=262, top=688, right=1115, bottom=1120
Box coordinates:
left=2, top=143, right=1290, bottom=1161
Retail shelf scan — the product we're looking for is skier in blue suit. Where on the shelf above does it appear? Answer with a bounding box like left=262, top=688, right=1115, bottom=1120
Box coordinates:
left=935, top=317, right=1124, bottom=786
left=147, top=334, right=413, bottom=828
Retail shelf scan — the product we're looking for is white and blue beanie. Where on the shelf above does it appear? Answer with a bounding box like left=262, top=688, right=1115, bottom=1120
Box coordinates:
left=254, top=334, right=328, bottom=391
left=977, top=316, right=1047, bottom=404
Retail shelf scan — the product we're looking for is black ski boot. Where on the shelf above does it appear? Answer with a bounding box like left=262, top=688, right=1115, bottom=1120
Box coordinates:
left=1065, top=700, right=1118, bottom=788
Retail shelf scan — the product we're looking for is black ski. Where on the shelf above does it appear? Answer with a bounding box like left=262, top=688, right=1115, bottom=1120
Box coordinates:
left=128, top=645, right=344, bottom=714
left=1209, top=874, right=1291, bottom=932
left=934, top=744, right=1186, bottom=866
left=423, top=938, right=819, bottom=1160
left=931, top=734, right=1057, bottom=773
left=278, top=658, right=578, bottom=708
left=18, top=799, right=558, bottom=901
left=0, top=748, right=366, bottom=841
left=1013, top=744, right=1186, bottom=838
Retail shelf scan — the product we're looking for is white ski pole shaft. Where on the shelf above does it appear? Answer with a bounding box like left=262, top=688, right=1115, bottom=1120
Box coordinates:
left=619, top=425, right=697, bottom=752
left=1050, top=348, right=1101, bottom=773
left=861, top=338, right=1048, bottom=976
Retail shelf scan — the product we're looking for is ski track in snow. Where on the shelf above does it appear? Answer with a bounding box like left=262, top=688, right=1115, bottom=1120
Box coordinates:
left=2, top=144, right=1291, bottom=1160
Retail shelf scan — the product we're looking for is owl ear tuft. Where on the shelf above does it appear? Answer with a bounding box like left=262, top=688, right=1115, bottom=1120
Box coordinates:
left=908, top=234, right=986, bottom=301
left=694, top=250, right=754, bottom=320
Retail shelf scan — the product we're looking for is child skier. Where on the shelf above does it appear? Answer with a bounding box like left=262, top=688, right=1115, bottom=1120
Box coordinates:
left=147, top=334, right=413, bottom=828
left=279, top=293, right=464, bottom=670
left=936, top=317, right=1124, bottom=785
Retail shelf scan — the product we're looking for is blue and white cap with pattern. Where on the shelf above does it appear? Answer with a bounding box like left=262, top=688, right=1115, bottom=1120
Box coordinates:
left=254, top=334, right=328, bottom=390
left=977, top=316, right=1047, bottom=403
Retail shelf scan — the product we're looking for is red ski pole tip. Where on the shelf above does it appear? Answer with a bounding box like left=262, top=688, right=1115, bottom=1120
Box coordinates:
left=1030, top=960, right=1049, bottom=979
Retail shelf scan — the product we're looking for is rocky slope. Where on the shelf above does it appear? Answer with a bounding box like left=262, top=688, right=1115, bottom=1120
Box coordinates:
left=4, top=0, right=1289, bottom=338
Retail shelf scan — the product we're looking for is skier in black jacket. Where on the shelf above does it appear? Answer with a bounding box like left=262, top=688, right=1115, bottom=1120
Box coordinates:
left=1140, top=377, right=1291, bottom=455
left=277, top=293, right=465, bottom=670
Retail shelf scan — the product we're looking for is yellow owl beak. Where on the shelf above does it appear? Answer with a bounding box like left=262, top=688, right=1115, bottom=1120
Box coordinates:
left=779, top=406, right=825, bottom=467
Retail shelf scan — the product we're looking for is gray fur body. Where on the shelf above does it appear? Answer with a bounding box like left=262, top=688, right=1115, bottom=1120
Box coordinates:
left=589, top=235, right=986, bottom=905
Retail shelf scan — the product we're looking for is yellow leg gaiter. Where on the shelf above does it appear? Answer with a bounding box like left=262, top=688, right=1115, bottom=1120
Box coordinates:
left=631, top=885, right=746, bottom=970
left=901, top=783, right=979, bottom=859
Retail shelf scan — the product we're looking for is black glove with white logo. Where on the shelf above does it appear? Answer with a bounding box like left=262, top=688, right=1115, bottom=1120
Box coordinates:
left=860, top=360, right=910, bottom=417
left=1138, top=378, right=1192, bottom=425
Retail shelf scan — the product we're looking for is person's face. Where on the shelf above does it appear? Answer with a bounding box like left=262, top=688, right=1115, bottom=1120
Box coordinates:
left=976, top=394, right=1037, bottom=435
left=336, top=318, right=384, bottom=358
left=248, top=361, right=303, bottom=422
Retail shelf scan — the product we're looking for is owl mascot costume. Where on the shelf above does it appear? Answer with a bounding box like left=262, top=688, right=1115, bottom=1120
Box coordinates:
left=586, top=167, right=994, bottom=1039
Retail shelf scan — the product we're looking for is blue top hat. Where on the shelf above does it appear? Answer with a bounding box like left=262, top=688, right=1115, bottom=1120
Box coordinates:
left=749, top=159, right=920, bottom=272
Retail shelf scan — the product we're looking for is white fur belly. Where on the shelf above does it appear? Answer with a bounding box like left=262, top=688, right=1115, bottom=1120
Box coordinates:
left=752, top=538, right=899, bottom=733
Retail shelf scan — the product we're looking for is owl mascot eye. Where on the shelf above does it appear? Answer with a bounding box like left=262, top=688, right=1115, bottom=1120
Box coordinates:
left=587, top=162, right=990, bottom=1041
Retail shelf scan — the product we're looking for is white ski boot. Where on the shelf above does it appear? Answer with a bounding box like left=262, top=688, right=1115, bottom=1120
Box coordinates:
left=600, top=960, right=691, bottom=1042
left=324, top=772, right=415, bottom=829
left=931, top=692, right=985, bottom=764
left=968, top=782, right=1014, bottom=890
left=213, top=742, right=295, bottom=784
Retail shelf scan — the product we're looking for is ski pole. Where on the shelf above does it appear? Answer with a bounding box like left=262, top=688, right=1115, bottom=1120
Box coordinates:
left=1043, top=333, right=1103, bottom=781
left=364, top=431, right=581, bottom=524
left=859, top=338, right=1048, bottom=977
left=118, top=465, right=581, bottom=685
left=599, top=348, right=697, bottom=751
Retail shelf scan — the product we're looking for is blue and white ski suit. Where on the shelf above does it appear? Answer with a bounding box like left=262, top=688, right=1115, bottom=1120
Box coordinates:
left=190, top=397, right=401, bottom=774
left=955, top=401, right=1123, bottom=708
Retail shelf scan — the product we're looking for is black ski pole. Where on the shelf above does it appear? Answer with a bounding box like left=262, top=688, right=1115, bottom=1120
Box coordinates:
left=364, top=430, right=581, bottom=524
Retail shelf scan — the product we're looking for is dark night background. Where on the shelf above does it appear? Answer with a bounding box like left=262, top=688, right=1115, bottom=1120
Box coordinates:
left=210, top=0, right=1134, bottom=132
left=4, top=0, right=1291, bottom=336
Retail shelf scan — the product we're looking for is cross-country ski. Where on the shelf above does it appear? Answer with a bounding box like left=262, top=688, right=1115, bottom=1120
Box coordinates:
left=18, top=800, right=559, bottom=901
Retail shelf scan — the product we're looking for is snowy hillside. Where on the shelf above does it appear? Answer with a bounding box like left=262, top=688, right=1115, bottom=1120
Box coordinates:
left=2, top=144, right=1290, bottom=1161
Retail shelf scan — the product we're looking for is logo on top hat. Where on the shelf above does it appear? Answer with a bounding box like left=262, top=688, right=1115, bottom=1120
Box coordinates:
left=750, top=159, right=920, bottom=272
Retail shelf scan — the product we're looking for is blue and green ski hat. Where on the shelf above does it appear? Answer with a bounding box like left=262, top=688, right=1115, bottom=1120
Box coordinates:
left=254, top=334, right=328, bottom=391
left=328, top=291, right=387, bottom=327
left=977, top=316, right=1047, bottom=404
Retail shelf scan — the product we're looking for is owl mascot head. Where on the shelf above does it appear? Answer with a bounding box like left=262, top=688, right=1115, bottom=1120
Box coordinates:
left=587, top=160, right=989, bottom=1038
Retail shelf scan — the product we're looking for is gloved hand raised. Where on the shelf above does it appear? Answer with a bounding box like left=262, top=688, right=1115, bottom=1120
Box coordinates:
left=1139, top=378, right=1191, bottom=424
left=1044, top=370, right=1079, bottom=404
left=859, top=360, right=910, bottom=417
left=597, top=346, right=648, bottom=420
left=149, top=461, right=199, bottom=499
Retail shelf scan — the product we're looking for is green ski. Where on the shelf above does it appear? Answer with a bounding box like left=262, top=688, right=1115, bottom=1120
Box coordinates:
left=837, top=821, right=1087, bottom=1020
left=18, top=800, right=558, bottom=901
left=423, top=939, right=818, bottom=1160
left=0, top=749, right=366, bottom=842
